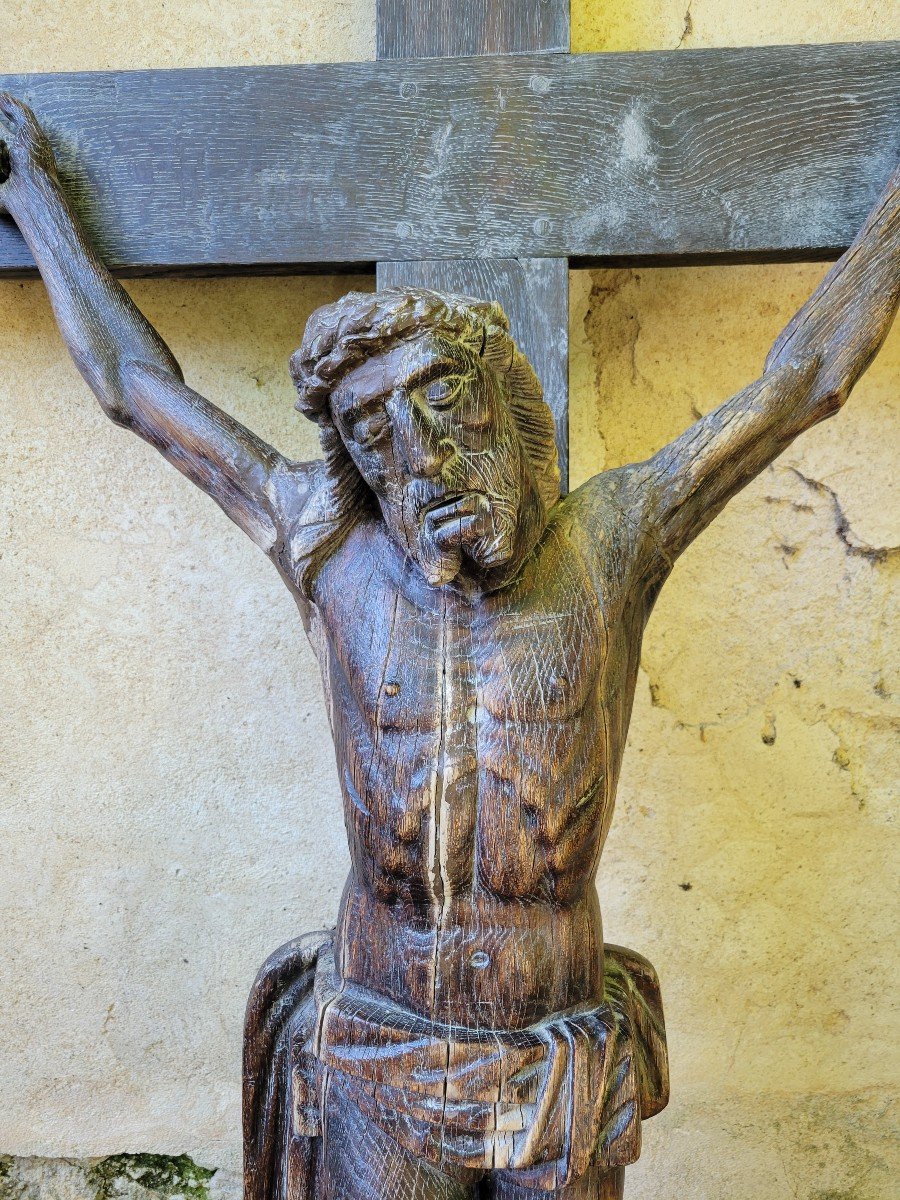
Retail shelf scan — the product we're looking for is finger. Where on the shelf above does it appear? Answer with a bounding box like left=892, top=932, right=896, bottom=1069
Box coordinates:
left=0, top=93, right=39, bottom=138
left=431, top=513, right=483, bottom=550
left=0, top=95, right=13, bottom=138
left=0, top=150, right=9, bottom=216
left=0, top=92, right=26, bottom=125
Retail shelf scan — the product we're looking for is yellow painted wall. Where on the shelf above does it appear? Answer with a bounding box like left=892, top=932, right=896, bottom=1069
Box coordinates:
left=570, top=5, right=899, bottom=1197
left=1, top=3, right=897, bottom=1198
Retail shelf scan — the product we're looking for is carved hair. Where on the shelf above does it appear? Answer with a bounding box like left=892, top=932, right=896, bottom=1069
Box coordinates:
left=286, top=287, right=560, bottom=595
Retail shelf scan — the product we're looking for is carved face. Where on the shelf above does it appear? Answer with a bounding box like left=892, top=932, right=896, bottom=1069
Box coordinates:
left=329, top=333, right=542, bottom=587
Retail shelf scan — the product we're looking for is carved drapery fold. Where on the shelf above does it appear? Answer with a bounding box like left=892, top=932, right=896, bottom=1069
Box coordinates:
left=243, top=933, right=668, bottom=1200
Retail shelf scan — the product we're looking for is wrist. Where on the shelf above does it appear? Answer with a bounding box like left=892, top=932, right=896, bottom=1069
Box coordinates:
left=1, top=130, right=60, bottom=202
left=3, top=161, right=68, bottom=231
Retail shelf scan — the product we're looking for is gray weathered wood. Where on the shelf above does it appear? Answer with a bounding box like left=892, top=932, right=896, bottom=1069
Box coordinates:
left=377, top=0, right=569, bottom=58
left=4, top=49, right=900, bottom=1197
left=0, top=41, right=897, bottom=276
left=377, top=0, right=571, bottom=487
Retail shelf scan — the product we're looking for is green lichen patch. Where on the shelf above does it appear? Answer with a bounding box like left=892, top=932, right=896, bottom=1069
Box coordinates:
left=0, top=1158, right=29, bottom=1200
left=88, top=1155, right=216, bottom=1200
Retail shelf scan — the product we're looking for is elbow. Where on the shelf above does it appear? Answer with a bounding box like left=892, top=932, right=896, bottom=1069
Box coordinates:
left=783, top=355, right=850, bottom=425
left=793, top=385, right=847, bottom=436
left=97, top=387, right=135, bottom=429
left=821, top=385, right=848, bottom=419
left=119, top=358, right=172, bottom=410
left=69, top=345, right=134, bottom=428
left=106, top=403, right=134, bottom=430
left=118, top=359, right=183, bottom=432
left=809, top=378, right=850, bottom=423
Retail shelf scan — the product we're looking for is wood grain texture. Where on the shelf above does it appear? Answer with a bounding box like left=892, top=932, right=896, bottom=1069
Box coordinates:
left=3, top=7, right=900, bottom=1189
left=377, top=0, right=569, bottom=58
left=377, top=0, right=571, bottom=491
left=0, top=41, right=896, bottom=274
left=377, top=258, right=569, bottom=489
left=247, top=162, right=897, bottom=1198
left=3, top=82, right=899, bottom=1191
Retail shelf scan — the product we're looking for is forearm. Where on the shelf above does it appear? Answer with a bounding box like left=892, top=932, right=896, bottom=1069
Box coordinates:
left=639, top=358, right=819, bottom=565
left=6, top=166, right=182, bottom=422
left=634, top=163, right=899, bottom=568
left=0, top=96, right=319, bottom=562
left=766, top=162, right=900, bottom=428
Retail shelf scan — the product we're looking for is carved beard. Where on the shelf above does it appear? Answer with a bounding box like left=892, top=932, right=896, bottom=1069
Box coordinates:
left=385, top=417, right=534, bottom=587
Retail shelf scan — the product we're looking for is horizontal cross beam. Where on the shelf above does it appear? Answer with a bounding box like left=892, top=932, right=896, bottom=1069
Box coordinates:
left=0, top=40, right=897, bottom=276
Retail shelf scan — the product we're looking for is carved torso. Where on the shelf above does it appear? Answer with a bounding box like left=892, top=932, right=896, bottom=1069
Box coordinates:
left=5, top=82, right=894, bottom=1194
left=289, top=473, right=658, bottom=1028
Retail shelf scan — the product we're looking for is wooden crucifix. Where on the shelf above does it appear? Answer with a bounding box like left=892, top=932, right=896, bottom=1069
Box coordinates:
left=1, top=3, right=898, bottom=1198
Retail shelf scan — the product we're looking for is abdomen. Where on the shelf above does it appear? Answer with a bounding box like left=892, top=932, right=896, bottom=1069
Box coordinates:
left=337, top=878, right=604, bottom=1027
left=475, top=702, right=613, bottom=904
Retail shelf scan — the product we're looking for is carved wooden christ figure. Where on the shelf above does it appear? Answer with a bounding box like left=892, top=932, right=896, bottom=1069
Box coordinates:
left=2, top=93, right=899, bottom=1199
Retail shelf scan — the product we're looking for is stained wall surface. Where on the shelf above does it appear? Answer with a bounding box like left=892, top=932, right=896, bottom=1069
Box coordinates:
left=1, top=3, right=897, bottom=1199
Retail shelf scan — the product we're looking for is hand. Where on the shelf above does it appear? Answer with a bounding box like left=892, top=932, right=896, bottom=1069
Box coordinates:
left=0, top=94, right=60, bottom=217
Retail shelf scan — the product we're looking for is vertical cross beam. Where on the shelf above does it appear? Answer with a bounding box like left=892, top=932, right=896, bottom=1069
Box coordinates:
left=376, top=0, right=570, bottom=488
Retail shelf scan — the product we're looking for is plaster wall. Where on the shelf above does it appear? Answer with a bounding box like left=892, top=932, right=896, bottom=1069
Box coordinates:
left=1, top=3, right=897, bottom=1198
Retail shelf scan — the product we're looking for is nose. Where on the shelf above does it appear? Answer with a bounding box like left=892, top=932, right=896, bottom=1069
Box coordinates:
left=389, top=391, right=455, bottom=478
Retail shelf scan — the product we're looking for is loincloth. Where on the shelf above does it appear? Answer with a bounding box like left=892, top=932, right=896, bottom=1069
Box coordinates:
left=243, top=932, right=668, bottom=1200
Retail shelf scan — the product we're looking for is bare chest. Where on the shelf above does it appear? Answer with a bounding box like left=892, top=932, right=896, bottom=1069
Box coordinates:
left=313, top=520, right=606, bottom=739
left=308, top=520, right=627, bottom=902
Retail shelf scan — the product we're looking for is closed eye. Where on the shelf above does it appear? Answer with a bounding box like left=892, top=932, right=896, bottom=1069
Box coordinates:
left=422, top=376, right=464, bottom=410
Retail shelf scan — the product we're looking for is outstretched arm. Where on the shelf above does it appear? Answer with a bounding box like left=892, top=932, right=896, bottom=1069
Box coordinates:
left=632, top=161, right=900, bottom=569
left=0, top=95, right=309, bottom=554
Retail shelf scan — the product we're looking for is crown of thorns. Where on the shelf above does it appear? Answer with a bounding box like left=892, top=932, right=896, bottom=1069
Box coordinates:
left=290, top=287, right=511, bottom=419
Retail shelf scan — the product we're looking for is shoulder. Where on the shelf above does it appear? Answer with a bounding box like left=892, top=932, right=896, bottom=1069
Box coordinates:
left=557, top=464, right=649, bottom=550
left=272, top=462, right=383, bottom=604
left=266, top=457, right=328, bottom=527
left=265, top=459, right=338, bottom=593
left=553, top=463, right=669, bottom=594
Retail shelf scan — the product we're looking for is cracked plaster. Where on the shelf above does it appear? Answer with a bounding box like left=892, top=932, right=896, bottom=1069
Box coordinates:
left=1, top=2, right=898, bottom=1198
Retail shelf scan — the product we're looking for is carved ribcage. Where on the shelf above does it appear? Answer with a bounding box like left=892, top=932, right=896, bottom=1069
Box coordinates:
left=311, top=520, right=623, bottom=907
